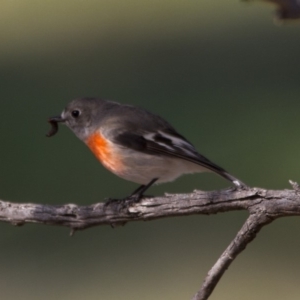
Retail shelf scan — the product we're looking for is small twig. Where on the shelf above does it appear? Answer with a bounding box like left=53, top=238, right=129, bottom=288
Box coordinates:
left=192, top=211, right=273, bottom=300
left=289, top=180, right=300, bottom=192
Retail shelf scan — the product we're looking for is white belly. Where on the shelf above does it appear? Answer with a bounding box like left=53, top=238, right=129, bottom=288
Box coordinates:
left=113, top=148, right=209, bottom=185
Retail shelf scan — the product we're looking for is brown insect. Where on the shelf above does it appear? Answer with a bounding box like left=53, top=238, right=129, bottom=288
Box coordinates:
left=46, top=116, right=64, bottom=137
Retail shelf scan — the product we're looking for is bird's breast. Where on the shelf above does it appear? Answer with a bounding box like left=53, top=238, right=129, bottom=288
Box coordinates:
left=85, top=132, right=124, bottom=174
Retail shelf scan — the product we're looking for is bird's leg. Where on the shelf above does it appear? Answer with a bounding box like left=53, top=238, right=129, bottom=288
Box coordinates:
left=105, top=178, right=158, bottom=207
left=129, top=184, right=146, bottom=197
left=127, top=178, right=158, bottom=202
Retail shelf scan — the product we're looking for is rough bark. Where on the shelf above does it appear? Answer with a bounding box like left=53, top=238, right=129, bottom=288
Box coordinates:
left=1, top=183, right=300, bottom=299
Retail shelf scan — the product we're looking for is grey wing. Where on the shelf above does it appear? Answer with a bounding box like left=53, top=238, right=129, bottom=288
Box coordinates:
left=113, top=128, right=245, bottom=186
left=107, top=106, right=245, bottom=187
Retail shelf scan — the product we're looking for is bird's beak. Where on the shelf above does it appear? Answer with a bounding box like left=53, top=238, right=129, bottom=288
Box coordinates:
left=49, top=116, right=65, bottom=123
left=46, top=115, right=65, bottom=137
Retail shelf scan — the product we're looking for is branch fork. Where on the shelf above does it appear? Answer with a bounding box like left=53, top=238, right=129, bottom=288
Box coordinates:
left=1, top=182, right=300, bottom=299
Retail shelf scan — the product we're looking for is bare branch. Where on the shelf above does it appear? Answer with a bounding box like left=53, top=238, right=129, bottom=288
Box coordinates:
left=1, top=185, right=300, bottom=299
left=192, top=212, right=272, bottom=300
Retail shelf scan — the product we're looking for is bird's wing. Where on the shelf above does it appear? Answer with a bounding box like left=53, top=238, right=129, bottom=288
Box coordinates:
left=113, top=128, right=245, bottom=187
left=114, top=129, right=227, bottom=174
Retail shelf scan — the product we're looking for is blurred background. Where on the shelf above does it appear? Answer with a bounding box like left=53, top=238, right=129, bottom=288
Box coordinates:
left=0, top=0, right=300, bottom=299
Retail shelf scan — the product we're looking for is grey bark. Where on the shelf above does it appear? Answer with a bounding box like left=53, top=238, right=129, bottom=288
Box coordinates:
left=1, top=182, right=300, bottom=300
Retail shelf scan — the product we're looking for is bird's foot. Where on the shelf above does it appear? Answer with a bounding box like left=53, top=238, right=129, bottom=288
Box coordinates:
left=104, top=193, right=147, bottom=210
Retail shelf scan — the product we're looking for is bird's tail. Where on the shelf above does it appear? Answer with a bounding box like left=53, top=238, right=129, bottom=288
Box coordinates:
left=217, top=170, right=247, bottom=189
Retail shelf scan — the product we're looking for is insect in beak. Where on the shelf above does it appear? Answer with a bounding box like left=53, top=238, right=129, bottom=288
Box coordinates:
left=46, top=116, right=65, bottom=137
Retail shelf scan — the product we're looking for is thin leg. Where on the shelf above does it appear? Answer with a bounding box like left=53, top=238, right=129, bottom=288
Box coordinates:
left=129, top=184, right=146, bottom=197
left=105, top=178, right=158, bottom=207
left=128, top=178, right=158, bottom=202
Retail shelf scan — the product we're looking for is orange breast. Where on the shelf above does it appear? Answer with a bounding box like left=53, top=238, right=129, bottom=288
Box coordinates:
left=85, top=132, right=123, bottom=173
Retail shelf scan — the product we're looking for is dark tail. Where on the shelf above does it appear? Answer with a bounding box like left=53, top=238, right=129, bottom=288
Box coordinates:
left=217, top=170, right=247, bottom=189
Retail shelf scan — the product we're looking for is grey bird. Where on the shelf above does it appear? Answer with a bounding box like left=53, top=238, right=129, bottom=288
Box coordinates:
left=47, top=97, right=246, bottom=202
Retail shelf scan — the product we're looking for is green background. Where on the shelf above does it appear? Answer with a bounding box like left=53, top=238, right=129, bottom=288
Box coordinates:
left=1, top=1, right=300, bottom=299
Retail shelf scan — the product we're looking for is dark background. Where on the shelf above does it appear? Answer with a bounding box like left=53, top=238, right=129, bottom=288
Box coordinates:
left=1, top=1, right=300, bottom=299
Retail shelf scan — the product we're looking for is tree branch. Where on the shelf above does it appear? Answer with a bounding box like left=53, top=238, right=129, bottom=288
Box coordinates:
left=192, top=212, right=272, bottom=300
left=1, top=184, right=300, bottom=299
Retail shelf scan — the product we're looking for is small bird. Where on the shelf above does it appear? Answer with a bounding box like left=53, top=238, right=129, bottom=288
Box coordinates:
left=47, top=97, right=246, bottom=202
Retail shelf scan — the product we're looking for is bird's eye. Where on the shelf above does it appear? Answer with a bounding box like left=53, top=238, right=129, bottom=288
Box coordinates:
left=71, top=110, right=80, bottom=118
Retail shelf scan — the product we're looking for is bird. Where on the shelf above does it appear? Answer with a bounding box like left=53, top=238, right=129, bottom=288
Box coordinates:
left=47, top=97, right=246, bottom=202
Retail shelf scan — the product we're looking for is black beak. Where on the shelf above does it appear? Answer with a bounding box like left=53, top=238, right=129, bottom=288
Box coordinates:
left=46, top=116, right=65, bottom=137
